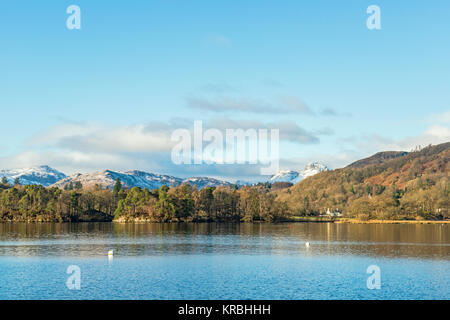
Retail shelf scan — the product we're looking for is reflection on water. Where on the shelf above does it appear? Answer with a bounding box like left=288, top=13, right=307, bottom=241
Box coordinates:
left=0, top=223, right=448, bottom=300
left=0, top=222, right=448, bottom=259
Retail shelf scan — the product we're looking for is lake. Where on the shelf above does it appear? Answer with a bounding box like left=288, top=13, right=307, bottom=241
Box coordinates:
left=0, top=222, right=448, bottom=299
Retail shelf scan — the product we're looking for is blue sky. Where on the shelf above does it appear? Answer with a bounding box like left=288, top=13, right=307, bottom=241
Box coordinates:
left=1, top=1, right=449, bottom=180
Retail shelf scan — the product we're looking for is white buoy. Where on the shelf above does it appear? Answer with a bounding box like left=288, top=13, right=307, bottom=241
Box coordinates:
left=108, top=250, right=114, bottom=256
left=305, top=242, right=310, bottom=247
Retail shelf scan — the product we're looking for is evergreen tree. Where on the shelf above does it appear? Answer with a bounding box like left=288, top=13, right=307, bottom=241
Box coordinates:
left=113, top=178, right=122, bottom=198
left=156, top=185, right=175, bottom=221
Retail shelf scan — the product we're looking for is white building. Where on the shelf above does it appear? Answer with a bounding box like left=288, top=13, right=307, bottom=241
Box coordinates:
left=326, top=208, right=342, bottom=217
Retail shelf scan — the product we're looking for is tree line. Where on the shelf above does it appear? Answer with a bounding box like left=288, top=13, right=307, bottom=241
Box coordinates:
left=0, top=178, right=290, bottom=222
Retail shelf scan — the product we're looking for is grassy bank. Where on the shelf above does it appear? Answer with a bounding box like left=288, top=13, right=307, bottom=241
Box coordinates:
left=281, top=216, right=336, bottom=223
left=281, top=216, right=450, bottom=224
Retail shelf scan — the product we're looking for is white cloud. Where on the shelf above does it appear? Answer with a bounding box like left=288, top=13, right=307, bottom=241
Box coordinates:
left=28, top=123, right=177, bottom=153
left=398, top=125, right=450, bottom=150
left=3, top=114, right=447, bottom=180
left=0, top=116, right=327, bottom=177
left=333, top=124, right=450, bottom=168
left=0, top=150, right=136, bottom=175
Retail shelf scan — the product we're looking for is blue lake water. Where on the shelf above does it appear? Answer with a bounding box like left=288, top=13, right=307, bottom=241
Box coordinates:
left=0, top=223, right=448, bottom=299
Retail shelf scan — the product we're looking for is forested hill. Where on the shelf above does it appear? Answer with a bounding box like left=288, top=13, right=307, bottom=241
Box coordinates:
left=0, top=142, right=448, bottom=222
left=276, top=142, right=450, bottom=220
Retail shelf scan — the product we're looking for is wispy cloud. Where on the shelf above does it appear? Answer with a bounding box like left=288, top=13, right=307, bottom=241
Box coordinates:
left=199, top=83, right=239, bottom=93
left=207, top=116, right=323, bottom=144
left=320, top=107, right=352, bottom=117
left=186, top=95, right=315, bottom=114
left=261, top=79, right=284, bottom=87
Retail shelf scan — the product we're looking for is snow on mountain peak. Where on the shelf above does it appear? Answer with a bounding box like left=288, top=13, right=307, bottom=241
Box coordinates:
left=182, top=177, right=231, bottom=189
left=0, top=165, right=67, bottom=187
left=50, top=169, right=232, bottom=190
left=269, top=162, right=328, bottom=185
left=269, top=170, right=300, bottom=183
left=0, top=163, right=327, bottom=189
left=301, top=162, right=328, bottom=178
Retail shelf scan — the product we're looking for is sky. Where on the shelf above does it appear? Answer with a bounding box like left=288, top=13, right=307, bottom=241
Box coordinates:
left=0, top=0, right=449, bottom=181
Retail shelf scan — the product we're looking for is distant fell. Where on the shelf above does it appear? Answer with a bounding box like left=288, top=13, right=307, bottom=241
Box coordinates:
left=276, top=142, right=450, bottom=220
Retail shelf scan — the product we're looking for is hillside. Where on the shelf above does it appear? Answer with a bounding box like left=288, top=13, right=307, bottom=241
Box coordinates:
left=347, top=151, right=408, bottom=168
left=276, top=142, right=450, bottom=220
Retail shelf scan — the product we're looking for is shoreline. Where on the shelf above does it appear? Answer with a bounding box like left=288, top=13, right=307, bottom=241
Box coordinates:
left=0, top=218, right=449, bottom=224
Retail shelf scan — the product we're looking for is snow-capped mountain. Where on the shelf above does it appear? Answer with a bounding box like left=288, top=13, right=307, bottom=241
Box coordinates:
left=50, top=169, right=232, bottom=190
left=182, top=177, right=232, bottom=189
left=0, top=165, right=67, bottom=187
left=268, top=170, right=300, bottom=184
left=51, top=170, right=183, bottom=190
left=301, top=162, right=329, bottom=178
left=269, top=162, right=328, bottom=185
left=0, top=163, right=326, bottom=190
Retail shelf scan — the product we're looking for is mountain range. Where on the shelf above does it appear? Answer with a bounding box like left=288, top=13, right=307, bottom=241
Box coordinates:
left=0, top=162, right=328, bottom=189
left=50, top=170, right=233, bottom=190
